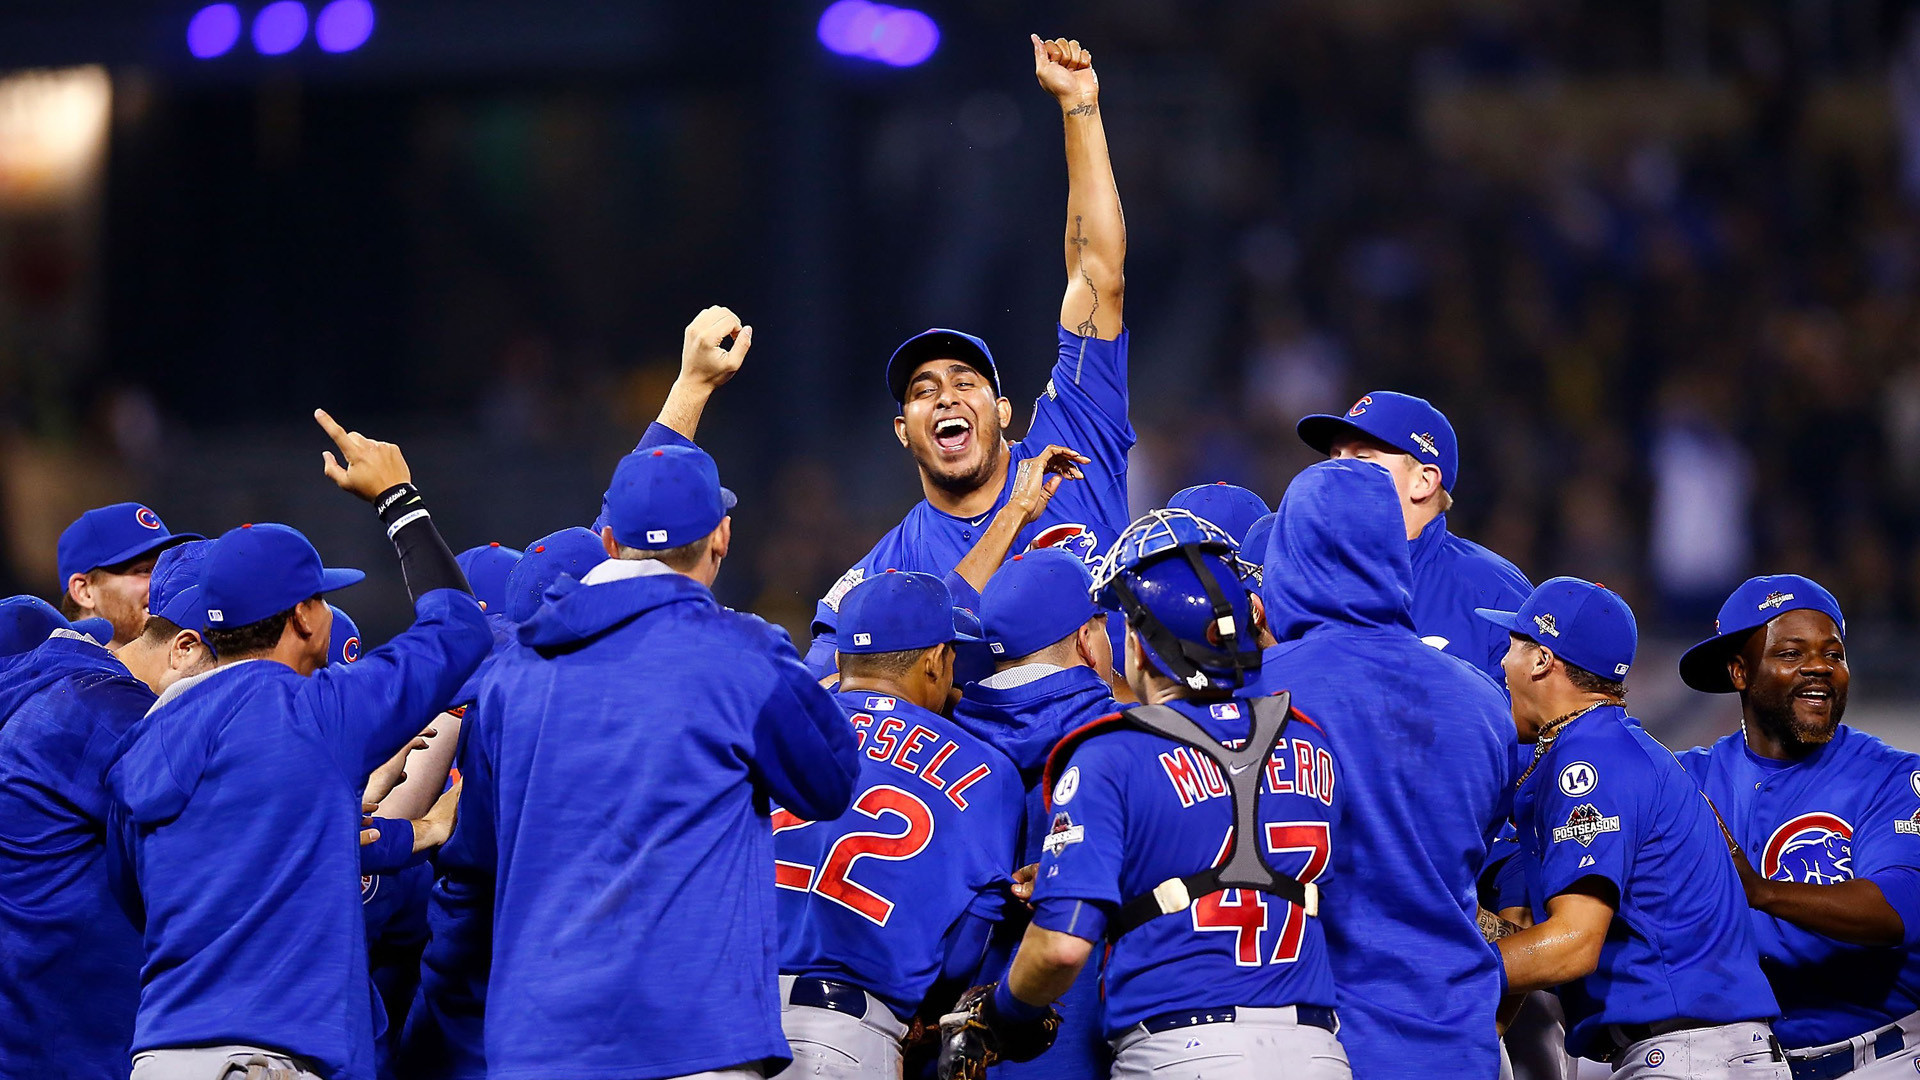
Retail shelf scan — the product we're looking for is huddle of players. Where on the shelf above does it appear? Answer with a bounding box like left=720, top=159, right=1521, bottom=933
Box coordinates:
left=0, top=30, right=1915, bottom=1080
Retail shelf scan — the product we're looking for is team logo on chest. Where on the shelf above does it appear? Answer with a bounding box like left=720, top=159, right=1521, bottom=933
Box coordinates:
left=1026, top=522, right=1099, bottom=564
left=1761, top=813, right=1853, bottom=884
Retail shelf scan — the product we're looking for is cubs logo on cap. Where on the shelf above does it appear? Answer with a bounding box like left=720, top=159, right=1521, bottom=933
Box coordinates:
left=55, top=502, right=204, bottom=593
left=1347, top=395, right=1372, bottom=417
left=1297, top=390, right=1461, bottom=492
left=135, top=506, right=163, bottom=530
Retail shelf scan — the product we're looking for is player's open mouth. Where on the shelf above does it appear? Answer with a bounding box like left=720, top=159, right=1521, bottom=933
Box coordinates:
left=934, top=417, right=973, bottom=456
left=1794, top=685, right=1832, bottom=703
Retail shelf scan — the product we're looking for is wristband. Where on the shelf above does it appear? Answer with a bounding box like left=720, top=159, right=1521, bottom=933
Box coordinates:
left=374, top=482, right=423, bottom=522
left=991, top=979, right=1050, bottom=1025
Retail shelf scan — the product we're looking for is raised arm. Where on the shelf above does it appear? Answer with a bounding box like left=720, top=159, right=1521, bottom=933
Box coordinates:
left=1035, top=35, right=1124, bottom=340
left=656, top=305, right=752, bottom=441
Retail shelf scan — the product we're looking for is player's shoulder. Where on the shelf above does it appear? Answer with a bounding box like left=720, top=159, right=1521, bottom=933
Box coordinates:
left=1830, top=725, right=1920, bottom=791
left=1433, top=528, right=1531, bottom=596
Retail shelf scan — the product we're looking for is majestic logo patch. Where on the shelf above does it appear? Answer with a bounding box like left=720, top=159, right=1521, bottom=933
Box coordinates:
left=1558, top=761, right=1598, bottom=798
left=1409, top=431, right=1438, bottom=457
left=1347, top=395, right=1372, bottom=417
left=822, top=568, right=866, bottom=613
left=1209, top=702, right=1242, bottom=721
left=1533, top=613, right=1561, bottom=638
left=1042, top=810, right=1084, bottom=854
left=340, top=636, right=361, bottom=663
left=863, top=696, right=896, bottom=712
left=1052, top=766, right=1081, bottom=806
left=1761, top=813, right=1854, bottom=884
left=1758, top=591, right=1795, bottom=611
left=135, top=506, right=163, bottom=530
left=1552, top=804, right=1620, bottom=847
left=1578, top=854, right=1595, bottom=868
left=851, top=633, right=872, bottom=647
left=1027, top=522, right=1100, bottom=565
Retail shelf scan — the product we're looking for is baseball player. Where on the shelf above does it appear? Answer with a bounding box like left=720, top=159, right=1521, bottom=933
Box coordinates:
left=105, top=412, right=490, bottom=1080
left=0, top=537, right=212, bottom=1080
left=1478, top=578, right=1787, bottom=1078
left=0, top=594, right=110, bottom=656
left=1296, top=391, right=1529, bottom=685
left=946, top=509, right=1345, bottom=1080
left=455, top=542, right=522, bottom=614
left=398, top=526, right=608, bottom=1080
left=1675, top=576, right=1920, bottom=1077
left=948, top=548, right=1121, bottom=1080
left=804, top=34, right=1133, bottom=673
left=55, top=502, right=202, bottom=646
left=480, top=444, right=859, bottom=1080
left=1166, top=483, right=1271, bottom=547
left=774, top=571, right=1023, bottom=1079
left=1250, top=458, right=1515, bottom=1080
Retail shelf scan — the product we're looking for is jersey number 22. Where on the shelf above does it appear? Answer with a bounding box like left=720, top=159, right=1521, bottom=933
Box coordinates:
left=773, top=785, right=935, bottom=928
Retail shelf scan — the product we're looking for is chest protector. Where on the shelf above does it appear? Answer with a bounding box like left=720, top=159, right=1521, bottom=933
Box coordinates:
left=1043, top=691, right=1319, bottom=942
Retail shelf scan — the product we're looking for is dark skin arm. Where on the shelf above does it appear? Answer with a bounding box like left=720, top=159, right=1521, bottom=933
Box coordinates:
left=1732, top=847, right=1905, bottom=946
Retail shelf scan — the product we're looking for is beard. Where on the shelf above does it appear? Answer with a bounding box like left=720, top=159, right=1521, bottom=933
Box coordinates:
left=1749, top=681, right=1847, bottom=750
left=919, top=422, right=1007, bottom=496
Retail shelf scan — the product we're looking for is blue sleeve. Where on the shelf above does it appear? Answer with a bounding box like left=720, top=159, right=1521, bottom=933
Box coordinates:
left=1851, top=762, right=1920, bottom=946
left=939, top=910, right=999, bottom=985
left=593, top=422, right=697, bottom=531
left=1032, top=897, right=1110, bottom=943
left=306, top=589, right=492, bottom=778
left=1494, top=843, right=1533, bottom=912
left=962, top=768, right=1025, bottom=922
left=1032, top=742, right=1126, bottom=908
left=1531, top=751, right=1634, bottom=903
left=1867, top=867, right=1920, bottom=948
left=438, top=704, right=498, bottom=877
left=361, top=818, right=417, bottom=875
left=945, top=572, right=983, bottom=622
left=1021, top=326, right=1133, bottom=471
left=104, top=802, right=144, bottom=931
left=746, top=627, right=861, bottom=821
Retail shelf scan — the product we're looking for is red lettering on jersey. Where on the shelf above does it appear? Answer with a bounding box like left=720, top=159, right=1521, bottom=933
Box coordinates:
left=1292, top=740, right=1318, bottom=802
left=1315, top=748, right=1335, bottom=807
left=1198, top=756, right=1228, bottom=798
left=1160, top=748, right=1206, bottom=808
left=1265, top=746, right=1293, bottom=794
left=867, top=717, right=905, bottom=762
left=944, top=763, right=992, bottom=810
left=921, top=741, right=957, bottom=790
left=771, top=808, right=815, bottom=891
left=892, top=725, right=938, bottom=774
left=847, top=712, right=876, bottom=748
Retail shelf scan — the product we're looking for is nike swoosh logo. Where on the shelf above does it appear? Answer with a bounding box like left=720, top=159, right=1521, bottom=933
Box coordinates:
left=969, top=516, right=988, bottom=527
left=1229, top=762, right=1253, bottom=774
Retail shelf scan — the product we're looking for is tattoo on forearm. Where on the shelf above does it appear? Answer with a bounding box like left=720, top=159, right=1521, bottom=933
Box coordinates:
left=1070, top=213, right=1099, bottom=337
left=1478, top=907, right=1523, bottom=943
left=1065, top=101, right=1097, bottom=117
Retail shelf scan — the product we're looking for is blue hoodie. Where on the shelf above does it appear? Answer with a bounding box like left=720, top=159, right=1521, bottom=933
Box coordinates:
left=0, top=634, right=153, bottom=1080
left=104, top=589, right=489, bottom=1080
left=1251, top=460, right=1515, bottom=1080
left=951, top=664, right=1118, bottom=1080
left=482, top=562, right=860, bottom=1080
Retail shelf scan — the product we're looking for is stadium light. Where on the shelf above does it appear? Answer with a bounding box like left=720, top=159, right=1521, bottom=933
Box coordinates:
left=186, top=4, right=244, bottom=59
left=314, top=0, right=375, bottom=53
left=251, top=1, right=310, bottom=56
left=817, top=1, right=939, bottom=68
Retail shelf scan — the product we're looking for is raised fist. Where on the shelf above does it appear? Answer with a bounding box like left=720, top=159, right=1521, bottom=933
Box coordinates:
left=1032, top=35, right=1098, bottom=111
left=681, top=305, right=752, bottom=390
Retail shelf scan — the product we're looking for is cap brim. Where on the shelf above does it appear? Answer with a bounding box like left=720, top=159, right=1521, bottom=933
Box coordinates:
left=70, top=617, right=114, bottom=645
left=1679, top=632, right=1747, bottom=694
left=319, top=567, right=366, bottom=594
left=97, top=532, right=205, bottom=572
left=721, top=487, right=738, bottom=511
left=1296, top=415, right=1370, bottom=456
left=1473, top=607, right=1528, bottom=636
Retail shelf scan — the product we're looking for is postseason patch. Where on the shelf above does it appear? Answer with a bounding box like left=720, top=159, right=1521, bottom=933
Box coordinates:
left=1897, top=810, right=1920, bottom=836
left=1043, top=811, right=1084, bottom=855
left=822, top=567, right=865, bottom=613
left=1552, top=803, right=1621, bottom=847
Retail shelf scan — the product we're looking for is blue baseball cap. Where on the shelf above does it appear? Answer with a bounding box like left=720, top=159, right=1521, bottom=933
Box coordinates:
left=1679, top=575, right=1846, bottom=694
left=457, top=542, right=523, bottom=614
left=1241, top=512, right=1277, bottom=569
left=603, top=446, right=737, bottom=551
left=981, top=549, right=1098, bottom=661
left=886, top=328, right=1000, bottom=404
left=1167, top=483, right=1272, bottom=547
left=1476, top=576, right=1637, bottom=681
left=0, top=596, right=82, bottom=656
left=147, top=540, right=209, bottom=630
left=951, top=606, right=996, bottom=687
left=200, top=524, right=365, bottom=632
left=503, top=527, right=608, bottom=623
left=327, top=604, right=363, bottom=665
left=1297, top=391, right=1460, bottom=492
left=55, top=503, right=203, bottom=591
left=837, top=570, right=980, bottom=655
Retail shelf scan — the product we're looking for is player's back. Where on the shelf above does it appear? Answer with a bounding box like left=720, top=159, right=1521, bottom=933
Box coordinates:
left=1041, top=698, right=1340, bottom=1034
left=777, top=690, right=1022, bottom=1018
left=1406, top=514, right=1531, bottom=687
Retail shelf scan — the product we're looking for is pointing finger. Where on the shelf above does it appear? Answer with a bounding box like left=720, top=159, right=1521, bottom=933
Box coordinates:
left=314, top=408, right=349, bottom=446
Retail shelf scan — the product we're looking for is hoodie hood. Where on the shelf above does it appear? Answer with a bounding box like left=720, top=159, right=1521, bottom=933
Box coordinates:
left=0, top=634, right=132, bottom=732
left=452, top=610, right=520, bottom=707
left=518, top=568, right=715, bottom=651
left=951, top=665, right=1117, bottom=783
left=1262, top=459, right=1416, bottom=640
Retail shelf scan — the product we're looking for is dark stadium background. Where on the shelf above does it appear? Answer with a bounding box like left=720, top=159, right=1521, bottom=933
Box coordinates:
left=1, top=0, right=1917, bottom=748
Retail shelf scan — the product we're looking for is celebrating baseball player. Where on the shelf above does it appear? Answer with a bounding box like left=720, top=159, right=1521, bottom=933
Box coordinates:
left=773, top=570, right=1023, bottom=1080
left=1480, top=578, right=1787, bottom=1078
left=1676, top=576, right=1920, bottom=1078
left=946, top=509, right=1344, bottom=1079
left=805, top=33, right=1133, bottom=673
left=55, top=503, right=202, bottom=648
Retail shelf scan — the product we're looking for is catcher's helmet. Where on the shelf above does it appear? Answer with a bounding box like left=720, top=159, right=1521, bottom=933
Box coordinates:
left=1090, top=509, right=1262, bottom=692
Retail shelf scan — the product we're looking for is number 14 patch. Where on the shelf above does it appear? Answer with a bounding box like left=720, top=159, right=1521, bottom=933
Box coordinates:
left=1552, top=804, right=1621, bottom=847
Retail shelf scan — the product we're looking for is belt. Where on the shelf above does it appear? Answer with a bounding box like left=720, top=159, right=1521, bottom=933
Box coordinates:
left=787, top=977, right=869, bottom=1020
left=1788, top=1027, right=1906, bottom=1080
left=1138, top=1005, right=1337, bottom=1036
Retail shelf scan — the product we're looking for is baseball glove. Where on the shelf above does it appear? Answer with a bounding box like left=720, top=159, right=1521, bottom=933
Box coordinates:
left=936, top=984, right=1061, bottom=1080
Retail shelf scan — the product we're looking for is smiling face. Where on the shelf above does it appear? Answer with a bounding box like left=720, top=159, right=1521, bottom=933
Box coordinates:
left=1732, top=609, right=1849, bottom=752
left=894, top=358, right=1012, bottom=496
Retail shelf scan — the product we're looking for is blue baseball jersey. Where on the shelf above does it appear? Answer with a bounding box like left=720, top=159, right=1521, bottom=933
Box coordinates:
left=1515, top=707, right=1778, bottom=1059
left=1035, top=697, right=1340, bottom=1034
left=806, top=326, right=1134, bottom=673
left=483, top=566, right=859, bottom=1080
left=1678, top=725, right=1920, bottom=1048
left=0, top=634, right=153, bottom=1080
left=1406, top=514, right=1531, bottom=689
left=778, top=690, right=1022, bottom=1018
left=104, top=590, right=490, bottom=1080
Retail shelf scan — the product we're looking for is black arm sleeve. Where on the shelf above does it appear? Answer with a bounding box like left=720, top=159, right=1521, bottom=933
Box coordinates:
left=374, top=483, right=470, bottom=602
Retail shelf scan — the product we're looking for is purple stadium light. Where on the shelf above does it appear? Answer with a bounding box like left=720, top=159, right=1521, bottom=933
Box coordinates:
left=252, top=1, right=310, bottom=56
left=817, top=1, right=939, bottom=67
left=186, top=4, right=243, bottom=59
left=315, top=0, right=376, bottom=53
